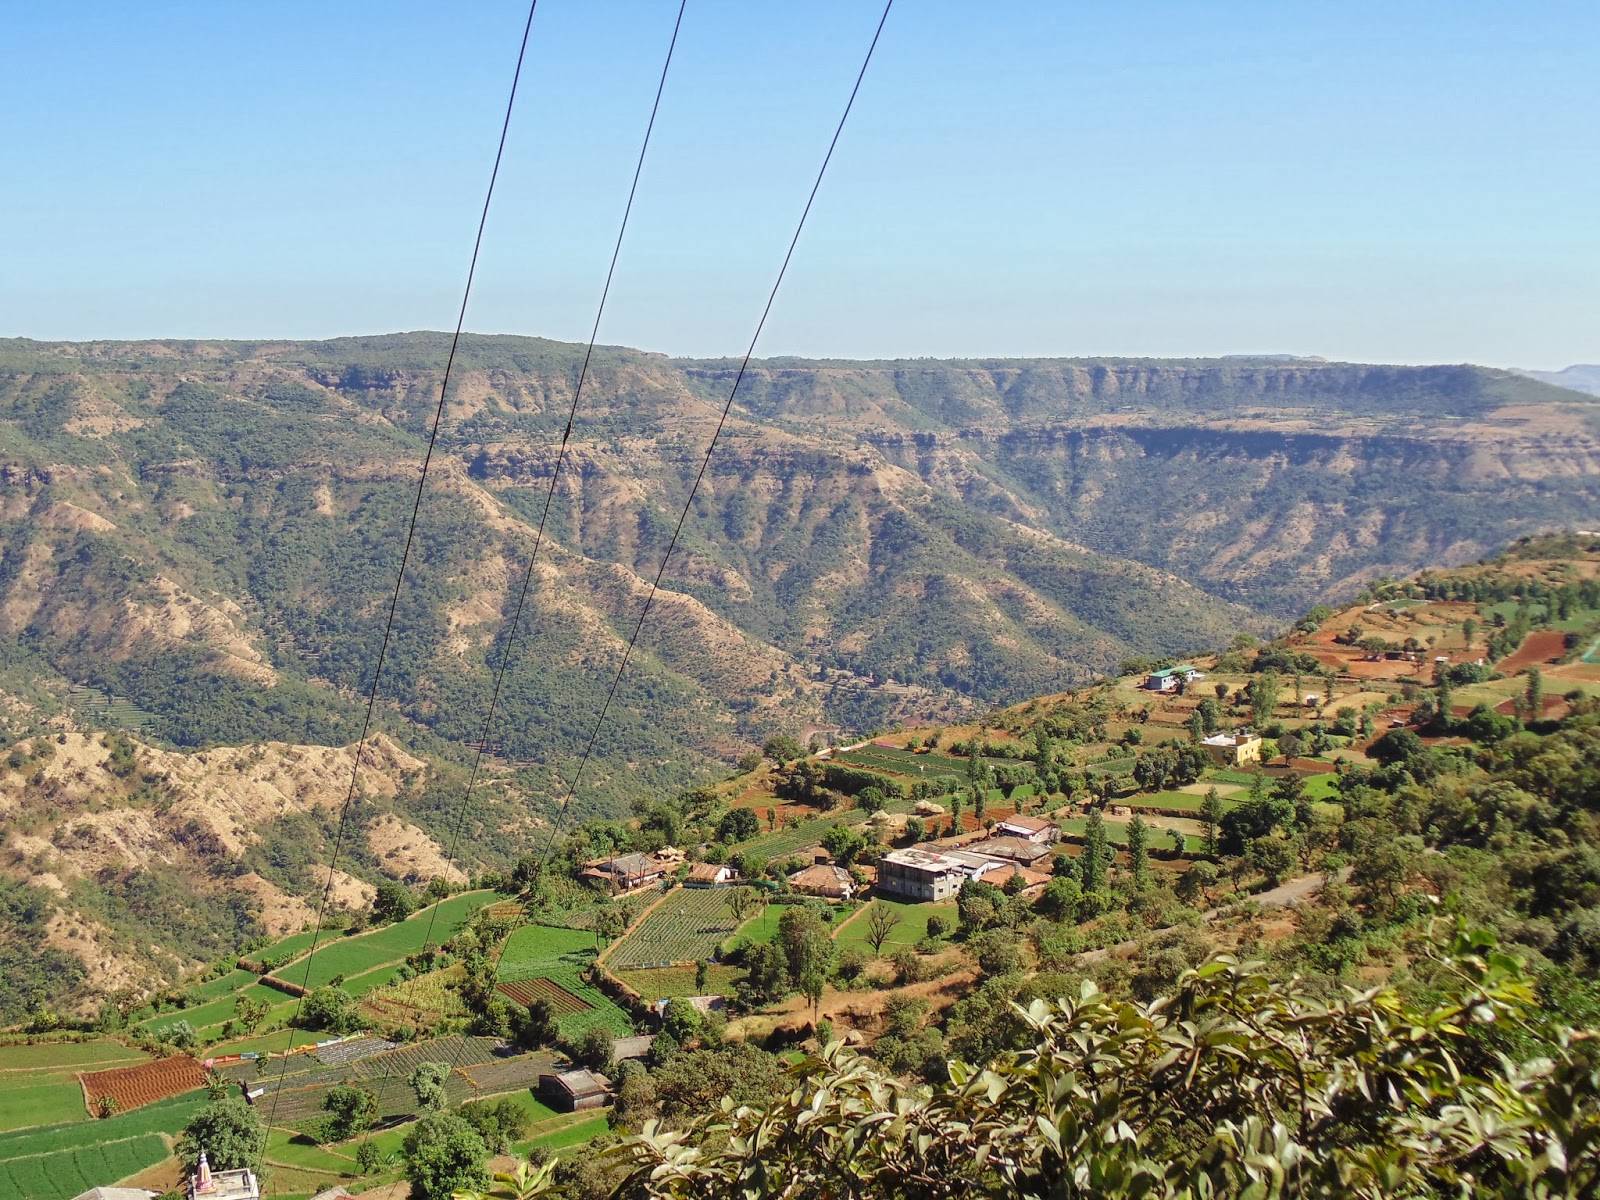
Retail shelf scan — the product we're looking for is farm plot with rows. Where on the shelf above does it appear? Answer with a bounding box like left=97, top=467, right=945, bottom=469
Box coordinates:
left=0, top=1092, right=204, bottom=1160
left=80, top=1055, right=206, bottom=1113
left=0, top=1133, right=170, bottom=1200
left=0, top=1041, right=153, bottom=1132
left=495, top=925, right=634, bottom=1038
left=605, top=887, right=741, bottom=969
left=496, top=976, right=592, bottom=1016
left=742, top=812, right=860, bottom=860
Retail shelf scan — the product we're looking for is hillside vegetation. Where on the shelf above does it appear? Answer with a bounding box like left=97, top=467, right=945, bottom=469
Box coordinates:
left=5, top=535, right=1600, bottom=1199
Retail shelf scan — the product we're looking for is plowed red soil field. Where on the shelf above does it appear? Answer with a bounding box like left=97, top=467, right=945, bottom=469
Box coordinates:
left=80, top=1055, right=206, bottom=1113
left=495, top=976, right=591, bottom=1016
left=1498, top=630, right=1568, bottom=675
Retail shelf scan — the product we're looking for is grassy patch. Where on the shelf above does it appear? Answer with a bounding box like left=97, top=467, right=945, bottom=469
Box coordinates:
left=1300, top=773, right=1343, bottom=800
left=0, top=1081, right=87, bottom=1132
left=833, top=899, right=958, bottom=956
left=0, top=1041, right=145, bottom=1072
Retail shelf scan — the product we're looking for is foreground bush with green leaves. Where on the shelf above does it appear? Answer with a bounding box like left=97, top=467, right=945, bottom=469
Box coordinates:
left=594, top=929, right=1597, bottom=1199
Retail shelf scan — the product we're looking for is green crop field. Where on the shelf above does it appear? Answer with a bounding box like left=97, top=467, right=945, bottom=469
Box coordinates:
left=0, top=1042, right=146, bottom=1073
left=180, top=968, right=260, bottom=1004
left=742, top=812, right=860, bottom=860
left=0, top=1133, right=170, bottom=1200
left=0, top=1041, right=155, bottom=1133
left=137, top=980, right=292, bottom=1036
left=1125, top=789, right=1240, bottom=813
left=496, top=925, right=633, bottom=1039
left=0, top=1092, right=207, bottom=1198
left=271, top=891, right=494, bottom=991
left=0, top=1093, right=206, bottom=1159
left=0, top=1081, right=89, bottom=1132
left=834, top=899, right=958, bottom=956
left=606, top=888, right=744, bottom=970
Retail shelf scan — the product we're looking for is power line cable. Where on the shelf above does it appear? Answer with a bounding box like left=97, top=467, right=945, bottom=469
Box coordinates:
left=531, top=0, right=894, bottom=868
left=253, top=0, right=542, bottom=1171
left=413, top=0, right=689, bottom=969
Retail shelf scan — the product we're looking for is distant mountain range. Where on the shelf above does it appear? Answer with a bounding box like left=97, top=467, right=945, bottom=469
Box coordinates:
left=1518, top=365, right=1600, bottom=397
left=0, top=335, right=1596, bottom=813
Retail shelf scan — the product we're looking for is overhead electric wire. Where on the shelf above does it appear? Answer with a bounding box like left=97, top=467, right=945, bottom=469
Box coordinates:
left=254, top=0, right=542, bottom=1170
left=525, top=0, right=895, bottom=871
left=413, top=0, right=690, bottom=969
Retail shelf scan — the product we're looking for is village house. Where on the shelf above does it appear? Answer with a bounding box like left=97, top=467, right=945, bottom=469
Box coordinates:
left=992, top=814, right=1059, bottom=844
left=788, top=862, right=855, bottom=900
left=977, top=862, right=1053, bottom=894
left=684, top=862, right=739, bottom=888
left=1200, top=730, right=1263, bottom=767
left=964, top=835, right=1053, bottom=867
left=876, top=848, right=968, bottom=901
left=580, top=852, right=668, bottom=892
left=539, top=1068, right=613, bottom=1112
left=1145, top=664, right=1202, bottom=692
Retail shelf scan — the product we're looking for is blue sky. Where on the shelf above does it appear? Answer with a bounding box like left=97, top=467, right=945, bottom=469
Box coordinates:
left=4, top=0, right=1596, bottom=367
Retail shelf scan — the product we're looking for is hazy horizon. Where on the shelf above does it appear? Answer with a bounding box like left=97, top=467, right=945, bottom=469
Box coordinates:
left=6, top=1, right=1597, bottom=371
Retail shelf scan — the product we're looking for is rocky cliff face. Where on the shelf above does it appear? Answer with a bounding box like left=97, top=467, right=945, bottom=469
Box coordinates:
left=0, top=336, right=1593, bottom=772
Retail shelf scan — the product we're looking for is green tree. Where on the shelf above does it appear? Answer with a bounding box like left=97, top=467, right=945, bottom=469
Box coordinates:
left=299, top=985, right=358, bottom=1034
left=716, top=807, right=761, bottom=843
left=373, top=878, right=413, bottom=923
left=460, top=1096, right=531, bottom=1154
left=1081, top=811, right=1109, bottom=892
left=1249, top=672, right=1281, bottom=725
left=410, top=1061, right=453, bottom=1112
left=574, top=1025, right=615, bottom=1073
left=1125, top=815, right=1149, bottom=883
left=176, top=1099, right=263, bottom=1175
left=1201, top=787, right=1225, bottom=856
left=1246, top=836, right=1295, bottom=886
left=1176, top=860, right=1219, bottom=905
left=822, top=823, right=868, bottom=866
left=777, top=906, right=835, bottom=988
left=402, top=1112, right=489, bottom=1200
left=727, top=885, right=761, bottom=928
left=762, top=734, right=806, bottom=764
left=321, top=1083, right=378, bottom=1142
left=1526, top=668, right=1544, bottom=720
left=516, top=998, right=557, bottom=1049
left=234, top=994, right=270, bottom=1035
left=608, top=934, right=1598, bottom=1199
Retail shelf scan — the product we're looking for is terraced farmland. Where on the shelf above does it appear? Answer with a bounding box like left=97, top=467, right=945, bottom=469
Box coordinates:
left=496, top=977, right=592, bottom=1016
left=495, top=925, right=634, bottom=1038
left=742, top=812, right=860, bottom=860
left=266, top=891, right=494, bottom=991
left=80, top=1055, right=206, bottom=1114
left=605, top=887, right=741, bottom=969
left=0, top=1093, right=208, bottom=1200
